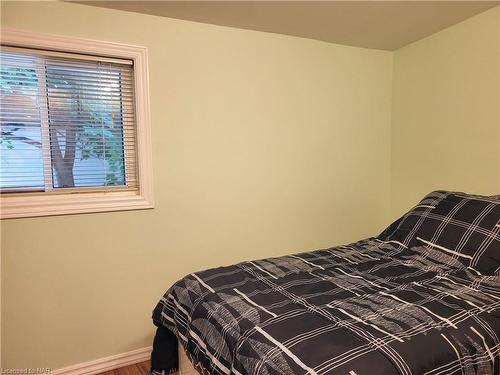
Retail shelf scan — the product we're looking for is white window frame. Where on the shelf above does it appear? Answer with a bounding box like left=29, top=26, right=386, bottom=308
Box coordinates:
left=0, top=29, right=154, bottom=219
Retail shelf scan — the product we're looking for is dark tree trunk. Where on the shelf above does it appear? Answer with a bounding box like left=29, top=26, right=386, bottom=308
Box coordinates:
left=50, top=126, right=76, bottom=188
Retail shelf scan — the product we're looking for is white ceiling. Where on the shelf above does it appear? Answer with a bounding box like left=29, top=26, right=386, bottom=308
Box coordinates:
left=75, top=1, right=500, bottom=50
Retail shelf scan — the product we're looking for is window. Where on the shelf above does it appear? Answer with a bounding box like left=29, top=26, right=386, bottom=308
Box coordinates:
left=0, top=30, right=153, bottom=218
left=1, top=50, right=135, bottom=191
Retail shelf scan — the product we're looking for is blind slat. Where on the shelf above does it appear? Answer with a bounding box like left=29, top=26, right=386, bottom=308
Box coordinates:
left=1, top=45, right=133, bottom=65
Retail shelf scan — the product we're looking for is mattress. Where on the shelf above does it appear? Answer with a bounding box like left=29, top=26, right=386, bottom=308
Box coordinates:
left=151, top=190, right=500, bottom=375
left=179, top=343, right=198, bottom=375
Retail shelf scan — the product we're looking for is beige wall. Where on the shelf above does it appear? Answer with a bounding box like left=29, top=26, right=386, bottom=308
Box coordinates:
left=390, top=6, right=500, bottom=217
left=1, top=1, right=394, bottom=369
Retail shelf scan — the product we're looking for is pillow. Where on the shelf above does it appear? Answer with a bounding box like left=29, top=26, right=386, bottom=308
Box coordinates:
left=379, top=190, right=500, bottom=275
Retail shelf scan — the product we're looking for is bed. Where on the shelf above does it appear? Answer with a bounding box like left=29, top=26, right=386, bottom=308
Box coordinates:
left=151, top=190, right=500, bottom=375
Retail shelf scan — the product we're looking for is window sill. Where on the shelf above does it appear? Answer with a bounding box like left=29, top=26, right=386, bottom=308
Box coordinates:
left=0, top=190, right=154, bottom=219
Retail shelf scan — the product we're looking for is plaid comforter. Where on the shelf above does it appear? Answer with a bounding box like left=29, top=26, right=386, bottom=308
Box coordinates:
left=152, top=191, right=500, bottom=375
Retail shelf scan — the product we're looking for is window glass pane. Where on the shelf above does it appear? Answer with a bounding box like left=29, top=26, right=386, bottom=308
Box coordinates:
left=45, top=61, right=126, bottom=188
left=0, top=53, right=44, bottom=190
left=0, top=49, right=134, bottom=193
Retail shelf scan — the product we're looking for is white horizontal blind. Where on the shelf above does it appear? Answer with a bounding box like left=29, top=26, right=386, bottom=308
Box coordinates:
left=0, top=47, right=137, bottom=193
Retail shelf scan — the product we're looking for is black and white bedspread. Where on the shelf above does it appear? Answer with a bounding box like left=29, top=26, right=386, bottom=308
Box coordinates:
left=151, top=191, right=500, bottom=375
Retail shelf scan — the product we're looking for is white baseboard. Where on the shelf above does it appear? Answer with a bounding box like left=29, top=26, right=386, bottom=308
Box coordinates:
left=52, top=346, right=152, bottom=375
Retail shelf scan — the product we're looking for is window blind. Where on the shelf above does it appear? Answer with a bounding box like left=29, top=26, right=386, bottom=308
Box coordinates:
left=0, top=47, right=137, bottom=193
